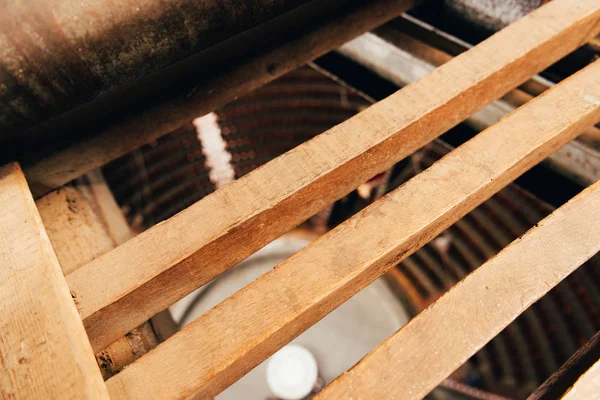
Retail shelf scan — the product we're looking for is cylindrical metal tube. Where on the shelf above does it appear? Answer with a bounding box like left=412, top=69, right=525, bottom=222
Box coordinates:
left=0, top=0, right=309, bottom=138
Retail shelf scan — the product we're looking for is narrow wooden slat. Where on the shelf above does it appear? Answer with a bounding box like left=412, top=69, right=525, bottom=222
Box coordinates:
left=339, top=27, right=600, bottom=185
left=67, top=0, right=600, bottom=352
left=0, top=163, right=109, bottom=399
left=562, top=360, right=600, bottom=399
left=317, top=181, right=600, bottom=400
left=106, top=58, right=600, bottom=400
left=24, top=0, right=418, bottom=197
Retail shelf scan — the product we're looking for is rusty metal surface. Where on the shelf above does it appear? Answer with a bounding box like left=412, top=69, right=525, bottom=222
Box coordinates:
left=0, top=0, right=313, bottom=141
left=103, top=66, right=369, bottom=230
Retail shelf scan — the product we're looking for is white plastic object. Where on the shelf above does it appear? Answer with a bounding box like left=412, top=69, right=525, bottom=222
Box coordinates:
left=266, top=344, right=318, bottom=400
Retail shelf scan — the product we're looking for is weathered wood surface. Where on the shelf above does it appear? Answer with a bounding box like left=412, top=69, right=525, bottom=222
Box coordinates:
left=339, top=27, right=600, bottom=185
left=0, top=163, right=109, bottom=399
left=24, top=0, right=418, bottom=197
left=106, top=57, right=600, bottom=400
left=317, top=180, right=600, bottom=400
left=66, top=0, right=600, bottom=353
left=37, top=172, right=159, bottom=379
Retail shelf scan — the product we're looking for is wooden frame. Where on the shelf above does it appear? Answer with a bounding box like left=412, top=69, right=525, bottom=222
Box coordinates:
left=66, top=0, right=600, bottom=353
left=2, top=0, right=600, bottom=398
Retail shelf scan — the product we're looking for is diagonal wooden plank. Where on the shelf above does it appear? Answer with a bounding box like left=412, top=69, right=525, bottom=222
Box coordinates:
left=24, top=0, right=418, bottom=197
left=317, top=180, right=600, bottom=400
left=67, top=0, right=600, bottom=353
left=339, top=27, right=600, bottom=185
left=0, top=163, right=109, bottom=399
left=105, top=58, right=600, bottom=400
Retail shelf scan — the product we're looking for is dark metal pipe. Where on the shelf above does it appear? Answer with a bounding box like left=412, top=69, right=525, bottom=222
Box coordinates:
left=0, top=0, right=311, bottom=140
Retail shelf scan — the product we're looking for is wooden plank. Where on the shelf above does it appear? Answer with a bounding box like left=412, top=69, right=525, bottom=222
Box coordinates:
left=0, top=163, right=109, bottom=399
left=37, top=173, right=159, bottom=380
left=317, top=181, right=600, bottom=400
left=23, top=0, right=418, bottom=197
left=562, top=360, right=600, bottom=399
left=66, top=0, right=600, bottom=353
left=339, top=27, right=600, bottom=185
left=37, top=186, right=116, bottom=275
left=105, top=58, right=600, bottom=400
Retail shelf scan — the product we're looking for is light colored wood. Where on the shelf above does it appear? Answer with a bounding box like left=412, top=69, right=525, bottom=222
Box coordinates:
left=339, top=27, right=600, bottom=184
left=36, top=187, right=115, bottom=275
left=106, top=58, right=600, bottom=400
left=562, top=360, right=600, bottom=399
left=23, top=0, right=417, bottom=197
left=37, top=172, right=159, bottom=379
left=317, top=180, right=600, bottom=400
left=66, top=0, right=600, bottom=353
left=0, top=163, right=109, bottom=399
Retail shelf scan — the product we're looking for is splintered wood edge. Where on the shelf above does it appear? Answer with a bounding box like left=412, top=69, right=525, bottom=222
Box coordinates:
left=0, top=163, right=109, bottom=399
left=106, top=58, right=600, bottom=400
left=318, top=181, right=600, bottom=400
left=68, top=0, right=600, bottom=353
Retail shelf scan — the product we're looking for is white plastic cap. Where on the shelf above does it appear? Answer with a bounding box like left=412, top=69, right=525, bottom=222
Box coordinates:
left=266, top=344, right=318, bottom=400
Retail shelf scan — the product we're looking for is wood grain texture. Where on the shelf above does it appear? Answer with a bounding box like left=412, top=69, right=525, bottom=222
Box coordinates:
left=562, top=360, right=600, bottom=399
left=340, top=27, right=600, bottom=185
left=106, top=58, right=600, bottom=400
left=0, top=163, right=109, bottom=399
left=24, top=0, right=417, bottom=197
left=317, top=181, right=600, bottom=400
left=67, top=0, right=600, bottom=353
left=37, top=186, right=116, bottom=275
left=37, top=172, right=159, bottom=379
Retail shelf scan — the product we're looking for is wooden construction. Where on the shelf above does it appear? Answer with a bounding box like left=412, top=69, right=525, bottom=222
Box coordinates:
left=0, top=164, right=109, bottom=399
left=36, top=173, right=160, bottom=379
left=2, top=0, right=600, bottom=399
left=65, top=0, right=600, bottom=353
left=317, top=180, right=600, bottom=399
left=105, top=58, right=600, bottom=400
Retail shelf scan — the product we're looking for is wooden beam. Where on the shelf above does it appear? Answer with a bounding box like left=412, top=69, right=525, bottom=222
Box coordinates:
left=105, top=58, right=600, bottom=400
left=562, top=360, right=600, bottom=399
left=23, top=0, right=418, bottom=197
left=391, top=16, right=600, bottom=151
left=66, top=0, right=600, bottom=353
left=37, top=186, right=116, bottom=275
left=317, top=179, right=600, bottom=400
left=0, top=163, right=109, bottom=399
left=338, top=27, right=600, bottom=185
left=36, top=173, right=160, bottom=380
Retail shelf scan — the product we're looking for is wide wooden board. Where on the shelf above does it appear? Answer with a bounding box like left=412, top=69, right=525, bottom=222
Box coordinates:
left=0, top=163, right=109, bottom=399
